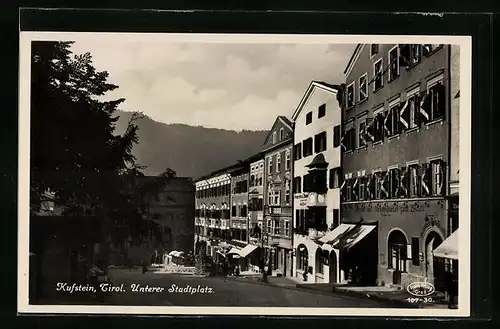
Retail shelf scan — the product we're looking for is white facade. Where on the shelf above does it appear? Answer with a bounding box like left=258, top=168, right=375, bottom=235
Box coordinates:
left=291, top=82, right=343, bottom=284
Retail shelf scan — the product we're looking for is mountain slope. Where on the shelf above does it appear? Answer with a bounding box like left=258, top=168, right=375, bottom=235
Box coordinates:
left=113, top=111, right=269, bottom=179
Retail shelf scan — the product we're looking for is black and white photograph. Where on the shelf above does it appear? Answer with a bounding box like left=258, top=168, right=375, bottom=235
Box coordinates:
left=18, top=32, right=471, bottom=316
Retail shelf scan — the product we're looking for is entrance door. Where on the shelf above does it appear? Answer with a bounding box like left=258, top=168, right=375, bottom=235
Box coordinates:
left=426, top=232, right=445, bottom=292
left=329, top=251, right=337, bottom=283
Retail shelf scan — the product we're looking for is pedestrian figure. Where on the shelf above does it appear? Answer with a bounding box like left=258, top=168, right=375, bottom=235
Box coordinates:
left=141, top=260, right=148, bottom=274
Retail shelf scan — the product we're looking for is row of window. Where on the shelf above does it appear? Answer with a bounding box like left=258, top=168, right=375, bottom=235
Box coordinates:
left=343, top=80, right=445, bottom=152
left=196, top=183, right=231, bottom=198
left=342, top=160, right=445, bottom=202
left=292, top=167, right=342, bottom=194
left=348, top=44, right=443, bottom=108
left=305, top=103, right=327, bottom=125
left=233, top=180, right=249, bottom=194
left=272, top=128, right=287, bottom=144
left=264, top=219, right=291, bottom=236
left=267, top=182, right=292, bottom=206
left=294, top=207, right=336, bottom=234
left=267, top=151, right=291, bottom=174
left=195, top=205, right=249, bottom=219
left=293, top=130, right=335, bottom=161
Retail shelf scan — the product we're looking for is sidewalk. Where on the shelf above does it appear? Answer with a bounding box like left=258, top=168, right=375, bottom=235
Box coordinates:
left=225, top=274, right=449, bottom=309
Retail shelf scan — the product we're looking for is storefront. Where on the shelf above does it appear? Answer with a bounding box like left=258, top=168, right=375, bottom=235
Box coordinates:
left=342, top=198, right=448, bottom=290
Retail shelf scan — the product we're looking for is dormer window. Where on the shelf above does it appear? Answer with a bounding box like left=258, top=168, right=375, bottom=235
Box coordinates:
left=272, top=131, right=277, bottom=143
left=279, top=128, right=284, bottom=141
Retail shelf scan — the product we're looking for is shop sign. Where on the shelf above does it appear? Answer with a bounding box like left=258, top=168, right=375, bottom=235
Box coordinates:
left=345, top=200, right=436, bottom=214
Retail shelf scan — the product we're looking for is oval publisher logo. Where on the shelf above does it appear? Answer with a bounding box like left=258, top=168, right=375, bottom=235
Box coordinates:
left=407, top=282, right=435, bottom=297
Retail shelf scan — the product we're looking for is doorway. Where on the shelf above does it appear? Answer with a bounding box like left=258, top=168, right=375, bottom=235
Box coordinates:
left=425, top=231, right=445, bottom=292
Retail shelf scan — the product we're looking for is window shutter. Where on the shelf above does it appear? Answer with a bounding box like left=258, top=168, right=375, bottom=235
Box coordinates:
left=365, top=118, right=375, bottom=142
left=340, top=179, right=346, bottom=202
left=438, top=160, right=447, bottom=196
left=411, top=96, right=420, bottom=127
left=351, top=177, right=359, bottom=201
left=380, top=171, right=389, bottom=199
left=419, top=91, right=431, bottom=124
left=383, top=110, right=391, bottom=137
left=399, top=166, right=408, bottom=198
left=394, top=169, right=401, bottom=198
left=399, top=100, right=410, bottom=130
left=435, top=82, right=446, bottom=120
left=364, top=174, right=371, bottom=200
left=420, top=163, right=431, bottom=196
left=393, top=104, right=401, bottom=134
left=399, top=44, right=411, bottom=67
left=333, top=125, right=341, bottom=147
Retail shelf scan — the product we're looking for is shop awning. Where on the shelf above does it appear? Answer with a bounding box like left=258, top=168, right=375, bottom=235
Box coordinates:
left=433, top=230, right=458, bottom=260
left=239, top=244, right=259, bottom=258
left=320, top=223, right=376, bottom=251
left=228, top=248, right=241, bottom=255
left=168, top=251, right=184, bottom=257
left=318, top=223, right=356, bottom=244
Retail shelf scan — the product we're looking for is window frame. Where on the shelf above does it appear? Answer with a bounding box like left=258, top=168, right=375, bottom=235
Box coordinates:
left=285, top=150, right=291, bottom=171
left=346, top=82, right=355, bottom=109
left=318, top=103, right=326, bottom=118
left=373, top=58, right=384, bottom=91
left=357, top=115, right=368, bottom=148
left=359, top=73, right=368, bottom=103
left=279, top=128, right=284, bottom=141
left=305, top=111, right=313, bottom=125
left=388, top=45, right=400, bottom=82
left=370, top=44, right=379, bottom=57
left=276, top=153, right=281, bottom=173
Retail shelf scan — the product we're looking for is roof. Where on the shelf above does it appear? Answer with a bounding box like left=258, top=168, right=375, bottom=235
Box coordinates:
left=343, top=44, right=364, bottom=75
left=291, top=81, right=341, bottom=122
left=277, top=116, right=293, bottom=129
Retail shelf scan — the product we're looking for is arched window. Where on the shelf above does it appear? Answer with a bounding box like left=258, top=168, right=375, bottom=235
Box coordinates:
left=297, top=245, right=308, bottom=271
left=315, top=247, right=324, bottom=274
left=388, top=230, right=408, bottom=272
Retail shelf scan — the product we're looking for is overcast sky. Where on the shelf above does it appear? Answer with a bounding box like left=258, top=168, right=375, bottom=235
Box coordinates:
left=69, top=40, right=355, bottom=131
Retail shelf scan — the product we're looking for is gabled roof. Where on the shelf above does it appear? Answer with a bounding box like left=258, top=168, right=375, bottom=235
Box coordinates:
left=344, top=44, right=364, bottom=75
left=277, top=116, right=293, bottom=130
left=260, top=116, right=293, bottom=152
left=291, top=81, right=340, bottom=122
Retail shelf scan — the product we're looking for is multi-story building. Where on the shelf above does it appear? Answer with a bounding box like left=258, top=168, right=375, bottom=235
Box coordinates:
left=194, top=160, right=259, bottom=270
left=338, top=43, right=453, bottom=291
left=248, top=153, right=265, bottom=245
left=194, top=170, right=232, bottom=260
left=261, top=116, right=294, bottom=277
left=433, top=45, right=460, bottom=272
left=291, top=81, right=342, bottom=284
left=144, top=177, right=195, bottom=259
left=247, top=153, right=265, bottom=272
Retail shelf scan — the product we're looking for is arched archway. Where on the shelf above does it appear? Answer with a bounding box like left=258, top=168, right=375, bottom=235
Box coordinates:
left=315, top=247, right=323, bottom=281
left=424, top=229, right=445, bottom=291
left=387, top=229, right=408, bottom=285
left=329, top=250, right=338, bottom=283
left=296, top=244, right=308, bottom=273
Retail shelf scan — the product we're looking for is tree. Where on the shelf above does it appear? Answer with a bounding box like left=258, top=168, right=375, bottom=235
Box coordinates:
left=29, top=41, right=153, bottom=242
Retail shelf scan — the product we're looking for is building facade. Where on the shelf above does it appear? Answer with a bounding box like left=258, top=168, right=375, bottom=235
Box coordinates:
left=194, top=171, right=232, bottom=259
left=340, top=43, right=453, bottom=291
left=262, top=116, right=294, bottom=277
left=291, top=81, right=342, bottom=284
left=247, top=154, right=265, bottom=272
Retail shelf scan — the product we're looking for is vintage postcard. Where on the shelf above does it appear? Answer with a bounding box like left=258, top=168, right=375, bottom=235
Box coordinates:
left=18, top=32, right=471, bottom=317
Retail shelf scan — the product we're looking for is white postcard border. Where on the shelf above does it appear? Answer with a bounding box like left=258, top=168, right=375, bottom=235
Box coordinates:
left=18, top=32, right=472, bottom=317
